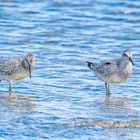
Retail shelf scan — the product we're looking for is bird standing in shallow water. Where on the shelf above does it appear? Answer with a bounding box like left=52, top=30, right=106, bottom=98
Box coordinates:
left=0, top=53, right=35, bottom=91
left=86, top=50, right=134, bottom=95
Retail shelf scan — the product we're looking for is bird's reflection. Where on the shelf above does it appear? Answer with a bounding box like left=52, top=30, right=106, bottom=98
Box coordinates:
left=105, top=94, right=130, bottom=107
left=0, top=90, right=35, bottom=109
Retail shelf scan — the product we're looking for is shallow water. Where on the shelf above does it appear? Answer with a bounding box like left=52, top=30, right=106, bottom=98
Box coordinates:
left=0, top=0, right=140, bottom=139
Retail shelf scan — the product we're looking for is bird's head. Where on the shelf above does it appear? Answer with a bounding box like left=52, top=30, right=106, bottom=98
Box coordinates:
left=22, top=53, right=35, bottom=78
left=122, top=49, right=134, bottom=65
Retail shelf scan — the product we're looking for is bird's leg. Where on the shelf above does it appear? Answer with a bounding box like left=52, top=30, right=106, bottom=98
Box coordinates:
left=107, top=84, right=111, bottom=95
left=8, top=81, right=12, bottom=96
left=105, top=83, right=111, bottom=95
left=105, top=83, right=108, bottom=93
left=8, top=82, right=12, bottom=92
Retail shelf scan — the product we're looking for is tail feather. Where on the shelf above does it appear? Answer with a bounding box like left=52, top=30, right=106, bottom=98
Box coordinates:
left=86, top=61, right=94, bottom=70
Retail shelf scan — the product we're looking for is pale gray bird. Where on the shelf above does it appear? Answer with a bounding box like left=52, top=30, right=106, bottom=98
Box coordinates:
left=86, top=50, right=134, bottom=95
left=0, top=53, right=35, bottom=91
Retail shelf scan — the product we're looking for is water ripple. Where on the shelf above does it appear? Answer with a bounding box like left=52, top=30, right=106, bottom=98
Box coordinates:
left=0, top=0, right=139, bottom=139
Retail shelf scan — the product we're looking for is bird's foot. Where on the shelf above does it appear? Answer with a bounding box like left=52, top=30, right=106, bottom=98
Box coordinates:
left=105, top=93, right=112, bottom=104
left=106, top=91, right=112, bottom=96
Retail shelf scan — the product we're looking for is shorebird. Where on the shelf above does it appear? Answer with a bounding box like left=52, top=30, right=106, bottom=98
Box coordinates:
left=0, top=53, right=35, bottom=91
left=86, top=50, right=134, bottom=95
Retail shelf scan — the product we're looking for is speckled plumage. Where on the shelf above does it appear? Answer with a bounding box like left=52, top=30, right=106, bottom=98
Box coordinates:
left=86, top=50, right=133, bottom=95
left=0, top=53, right=35, bottom=91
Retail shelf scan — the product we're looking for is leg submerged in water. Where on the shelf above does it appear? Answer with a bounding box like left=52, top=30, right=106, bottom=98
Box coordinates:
left=108, top=84, right=111, bottom=95
left=8, top=81, right=12, bottom=92
left=105, top=83, right=111, bottom=95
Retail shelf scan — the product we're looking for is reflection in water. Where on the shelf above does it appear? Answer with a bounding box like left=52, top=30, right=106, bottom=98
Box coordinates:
left=0, top=0, right=139, bottom=139
left=105, top=95, right=130, bottom=107
left=65, top=95, right=140, bottom=128
left=0, top=91, right=35, bottom=109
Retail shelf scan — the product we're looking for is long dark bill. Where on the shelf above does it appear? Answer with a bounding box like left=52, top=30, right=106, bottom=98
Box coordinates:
left=86, top=61, right=94, bottom=70
left=129, top=57, right=134, bottom=65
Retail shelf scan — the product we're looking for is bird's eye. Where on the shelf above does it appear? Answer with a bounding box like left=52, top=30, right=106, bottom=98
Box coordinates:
left=123, top=53, right=128, bottom=57
left=105, top=62, right=111, bottom=65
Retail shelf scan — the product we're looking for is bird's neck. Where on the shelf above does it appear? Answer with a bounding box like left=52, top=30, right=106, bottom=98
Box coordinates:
left=119, top=56, right=130, bottom=69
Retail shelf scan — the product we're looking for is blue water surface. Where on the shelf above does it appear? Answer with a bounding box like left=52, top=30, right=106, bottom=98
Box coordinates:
left=0, top=0, right=140, bottom=140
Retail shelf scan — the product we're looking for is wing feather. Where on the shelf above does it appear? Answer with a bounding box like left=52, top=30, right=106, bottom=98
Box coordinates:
left=0, top=58, right=21, bottom=75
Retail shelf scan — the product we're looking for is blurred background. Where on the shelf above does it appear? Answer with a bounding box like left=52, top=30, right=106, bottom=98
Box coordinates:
left=0, top=0, right=140, bottom=140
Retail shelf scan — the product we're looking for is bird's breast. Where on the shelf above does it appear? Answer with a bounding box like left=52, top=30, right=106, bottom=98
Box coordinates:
left=109, top=63, right=133, bottom=84
left=8, top=69, right=29, bottom=81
